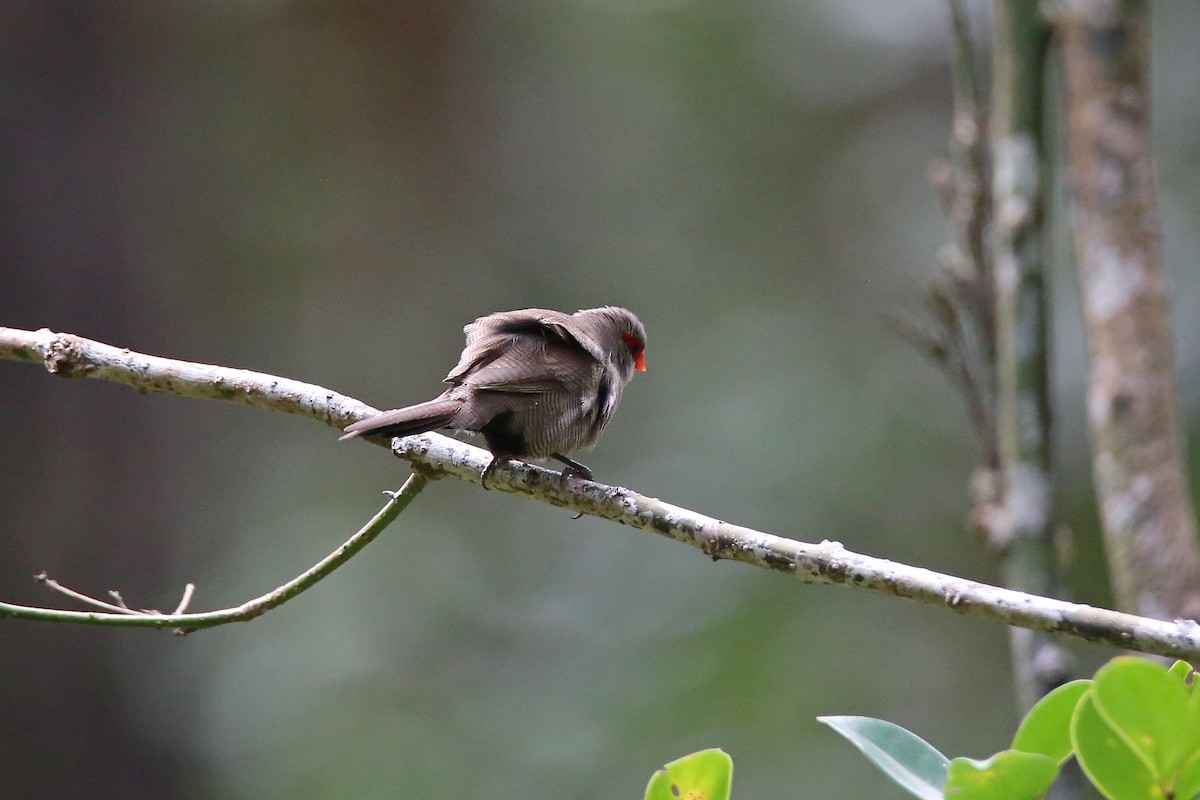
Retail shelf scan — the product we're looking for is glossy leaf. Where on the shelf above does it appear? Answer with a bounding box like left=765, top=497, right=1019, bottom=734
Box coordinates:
left=1072, top=692, right=1158, bottom=800
left=1012, top=680, right=1091, bottom=762
left=1093, top=657, right=1190, bottom=778
left=818, top=715, right=948, bottom=800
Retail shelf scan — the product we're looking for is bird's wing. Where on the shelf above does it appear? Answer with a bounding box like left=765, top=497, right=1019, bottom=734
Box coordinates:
left=461, top=335, right=599, bottom=394
left=446, top=309, right=600, bottom=389
left=461, top=308, right=569, bottom=347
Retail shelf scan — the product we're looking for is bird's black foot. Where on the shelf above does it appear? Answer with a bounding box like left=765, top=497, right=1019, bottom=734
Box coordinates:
left=480, top=455, right=511, bottom=489
left=552, top=454, right=593, bottom=481
left=553, top=455, right=590, bottom=520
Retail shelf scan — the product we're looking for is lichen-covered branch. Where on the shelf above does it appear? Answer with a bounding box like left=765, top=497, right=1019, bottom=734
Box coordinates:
left=391, top=433, right=1200, bottom=659
left=1058, top=0, right=1200, bottom=619
left=0, top=325, right=380, bottom=429
left=2, top=325, right=1200, bottom=658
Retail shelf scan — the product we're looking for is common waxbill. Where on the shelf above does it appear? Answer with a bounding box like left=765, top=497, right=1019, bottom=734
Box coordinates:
left=341, top=306, right=647, bottom=485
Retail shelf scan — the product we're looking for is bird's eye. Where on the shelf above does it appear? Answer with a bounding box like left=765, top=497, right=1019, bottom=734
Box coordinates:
left=620, top=331, right=644, bottom=355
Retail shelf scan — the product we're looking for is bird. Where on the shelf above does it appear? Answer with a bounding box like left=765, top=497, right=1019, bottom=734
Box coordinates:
left=340, top=306, right=647, bottom=487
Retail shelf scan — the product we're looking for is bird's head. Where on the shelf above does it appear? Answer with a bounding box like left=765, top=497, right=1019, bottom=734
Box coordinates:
left=575, top=306, right=646, bottom=382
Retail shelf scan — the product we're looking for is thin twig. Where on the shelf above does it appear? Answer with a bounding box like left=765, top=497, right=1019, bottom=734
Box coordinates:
left=172, top=583, right=196, bottom=615
left=38, top=579, right=199, bottom=618
left=4, top=476, right=426, bottom=631
left=899, top=2, right=998, bottom=475
left=36, top=572, right=143, bottom=615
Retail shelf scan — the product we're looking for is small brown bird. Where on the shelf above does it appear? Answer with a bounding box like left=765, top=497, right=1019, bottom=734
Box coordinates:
left=341, top=306, right=647, bottom=485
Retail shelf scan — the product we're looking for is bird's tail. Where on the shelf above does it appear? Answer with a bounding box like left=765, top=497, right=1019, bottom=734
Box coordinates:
left=339, top=398, right=462, bottom=441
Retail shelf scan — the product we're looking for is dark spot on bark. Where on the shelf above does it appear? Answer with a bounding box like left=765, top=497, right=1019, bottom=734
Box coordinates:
left=1088, top=27, right=1127, bottom=62
left=705, top=532, right=741, bottom=561
left=1111, top=392, right=1134, bottom=419
left=763, top=552, right=795, bottom=572
left=821, top=560, right=848, bottom=583
left=1059, top=613, right=1127, bottom=646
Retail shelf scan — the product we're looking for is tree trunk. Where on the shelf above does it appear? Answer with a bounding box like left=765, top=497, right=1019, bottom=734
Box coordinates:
left=1059, top=0, right=1200, bottom=620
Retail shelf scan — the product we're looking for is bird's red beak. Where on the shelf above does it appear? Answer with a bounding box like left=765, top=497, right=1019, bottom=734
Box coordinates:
left=622, top=332, right=647, bottom=372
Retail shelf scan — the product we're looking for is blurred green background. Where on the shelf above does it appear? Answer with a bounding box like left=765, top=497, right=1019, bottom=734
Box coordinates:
left=3, top=1, right=1200, bottom=797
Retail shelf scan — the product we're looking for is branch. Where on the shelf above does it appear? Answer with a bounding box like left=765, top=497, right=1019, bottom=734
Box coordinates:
left=3, top=326, right=1200, bottom=659
left=35, top=571, right=194, bottom=615
left=991, top=0, right=1070, bottom=712
left=0, top=473, right=427, bottom=630
left=388, top=433, right=1200, bottom=660
left=0, top=325, right=380, bottom=431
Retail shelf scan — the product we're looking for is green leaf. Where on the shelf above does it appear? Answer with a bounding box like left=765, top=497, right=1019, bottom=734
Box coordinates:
left=1093, top=657, right=1190, bottom=778
left=1185, top=666, right=1200, bottom=763
left=1188, top=692, right=1200, bottom=796
left=1012, top=680, right=1091, bottom=762
left=1071, top=691, right=1158, bottom=800
left=1167, top=660, right=1196, bottom=687
left=643, top=749, right=732, bottom=800
left=1177, top=748, right=1200, bottom=800
left=818, top=716, right=949, bottom=800
left=943, top=751, right=1059, bottom=800
left=1163, top=659, right=1200, bottom=798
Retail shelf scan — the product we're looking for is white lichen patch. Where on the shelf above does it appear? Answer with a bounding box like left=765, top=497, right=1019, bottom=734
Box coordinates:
left=1081, top=240, right=1144, bottom=321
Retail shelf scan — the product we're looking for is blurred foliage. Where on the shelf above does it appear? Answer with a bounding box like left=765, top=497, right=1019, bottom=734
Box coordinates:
left=2, top=2, right=1200, bottom=798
